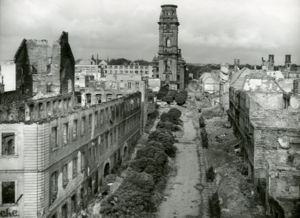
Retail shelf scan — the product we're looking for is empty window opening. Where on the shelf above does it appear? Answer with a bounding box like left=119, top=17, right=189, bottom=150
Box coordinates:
left=2, top=181, right=15, bottom=204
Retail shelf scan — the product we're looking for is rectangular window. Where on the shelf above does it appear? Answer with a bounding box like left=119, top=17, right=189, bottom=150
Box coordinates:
left=100, top=136, right=104, bottom=153
left=51, top=127, right=58, bottom=150
left=77, top=94, right=81, bottom=104
left=89, top=147, right=92, bottom=162
left=62, top=203, right=68, bottom=218
left=73, top=120, right=78, bottom=139
left=86, top=94, right=91, bottom=104
left=1, top=133, right=15, bottom=155
left=81, top=116, right=86, bottom=135
left=73, top=157, right=78, bottom=178
left=63, top=123, right=69, bottom=145
left=2, top=181, right=15, bottom=204
left=71, top=194, right=77, bottom=215
left=62, top=164, right=68, bottom=188
left=81, top=152, right=86, bottom=172
left=105, top=134, right=108, bottom=149
left=51, top=171, right=58, bottom=204
left=114, top=128, right=117, bottom=142
left=135, top=82, right=139, bottom=89
left=88, top=114, right=92, bottom=132
left=110, top=132, right=112, bottom=146
left=100, top=110, right=104, bottom=124
left=96, top=94, right=101, bottom=104
left=95, top=112, right=98, bottom=129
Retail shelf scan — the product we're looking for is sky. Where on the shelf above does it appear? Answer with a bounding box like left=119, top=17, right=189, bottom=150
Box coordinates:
left=0, top=0, right=300, bottom=65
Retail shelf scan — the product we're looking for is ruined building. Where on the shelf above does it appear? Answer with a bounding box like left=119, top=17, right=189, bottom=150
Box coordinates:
left=152, top=4, right=187, bottom=90
left=262, top=54, right=275, bottom=71
left=0, top=32, right=142, bottom=218
left=228, top=68, right=300, bottom=218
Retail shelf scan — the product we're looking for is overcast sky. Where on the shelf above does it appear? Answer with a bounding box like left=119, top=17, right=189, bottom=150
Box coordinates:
left=1, top=0, right=299, bottom=65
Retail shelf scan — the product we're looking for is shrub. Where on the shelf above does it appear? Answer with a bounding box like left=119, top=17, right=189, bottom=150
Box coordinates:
left=168, top=108, right=181, bottom=119
left=175, top=93, right=187, bottom=105
left=148, top=140, right=177, bottom=158
left=201, top=128, right=208, bottom=148
left=160, top=112, right=181, bottom=125
left=148, top=130, right=175, bottom=145
left=156, top=121, right=174, bottom=132
left=162, top=95, right=173, bottom=104
left=209, top=192, right=221, bottom=218
left=206, top=166, right=215, bottom=182
left=199, top=115, right=205, bottom=128
left=167, top=90, right=178, bottom=100
left=157, top=85, right=169, bottom=100
left=100, top=171, right=156, bottom=216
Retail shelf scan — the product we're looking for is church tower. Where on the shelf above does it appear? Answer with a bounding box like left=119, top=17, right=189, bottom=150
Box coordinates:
left=152, top=4, right=186, bottom=90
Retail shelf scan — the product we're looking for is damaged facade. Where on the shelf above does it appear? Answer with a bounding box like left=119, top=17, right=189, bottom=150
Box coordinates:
left=228, top=68, right=300, bottom=218
left=0, top=32, right=142, bottom=218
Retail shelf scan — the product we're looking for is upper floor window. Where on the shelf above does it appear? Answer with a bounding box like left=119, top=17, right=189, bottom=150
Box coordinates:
left=63, top=123, right=69, bottom=145
left=51, top=127, right=58, bottom=150
left=50, top=171, right=58, bottom=204
left=62, top=163, right=68, bottom=188
left=1, top=133, right=16, bottom=156
left=73, top=120, right=78, bottom=139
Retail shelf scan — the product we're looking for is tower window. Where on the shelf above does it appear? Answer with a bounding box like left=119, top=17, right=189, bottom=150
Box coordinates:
left=166, top=38, right=171, bottom=47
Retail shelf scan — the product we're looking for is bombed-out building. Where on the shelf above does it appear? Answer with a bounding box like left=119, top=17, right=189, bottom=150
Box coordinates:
left=0, top=32, right=142, bottom=218
left=228, top=68, right=300, bottom=218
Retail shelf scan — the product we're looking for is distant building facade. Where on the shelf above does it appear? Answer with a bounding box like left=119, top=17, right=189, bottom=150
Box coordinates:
left=152, top=4, right=187, bottom=90
left=103, top=62, right=153, bottom=80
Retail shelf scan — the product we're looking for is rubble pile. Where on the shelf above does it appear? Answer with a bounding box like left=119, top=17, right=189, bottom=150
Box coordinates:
left=203, top=115, right=267, bottom=218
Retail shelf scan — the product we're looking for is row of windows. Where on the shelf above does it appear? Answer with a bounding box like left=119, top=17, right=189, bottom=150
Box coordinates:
left=51, top=100, right=140, bottom=150
left=27, top=97, right=72, bottom=120
left=50, top=112, right=141, bottom=205
left=106, top=65, right=149, bottom=69
left=104, top=70, right=149, bottom=75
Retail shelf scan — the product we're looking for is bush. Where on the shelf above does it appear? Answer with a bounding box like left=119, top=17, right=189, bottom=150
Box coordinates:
left=206, top=166, right=215, bottom=182
left=156, top=121, right=174, bottom=132
left=199, top=115, right=205, bottom=128
left=201, top=128, right=208, bottom=148
left=209, top=192, right=221, bottom=218
left=167, top=90, right=178, bottom=100
left=160, top=112, right=181, bottom=125
left=157, top=85, right=169, bottom=100
left=175, top=93, right=187, bottom=105
left=100, top=171, right=156, bottom=216
left=162, top=95, right=173, bottom=104
left=148, top=140, right=177, bottom=158
left=168, top=108, right=181, bottom=119
left=148, top=130, right=175, bottom=145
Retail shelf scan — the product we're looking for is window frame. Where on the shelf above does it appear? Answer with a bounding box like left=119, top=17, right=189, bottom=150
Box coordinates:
left=0, top=131, right=18, bottom=157
left=63, top=123, right=69, bottom=145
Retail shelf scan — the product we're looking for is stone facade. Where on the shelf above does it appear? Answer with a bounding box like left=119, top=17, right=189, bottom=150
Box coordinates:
left=152, top=4, right=187, bottom=90
left=228, top=70, right=300, bottom=218
left=103, top=62, right=153, bottom=80
left=0, top=32, right=143, bottom=218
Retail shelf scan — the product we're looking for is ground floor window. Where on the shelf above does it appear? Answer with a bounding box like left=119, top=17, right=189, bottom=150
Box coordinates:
left=1, top=181, right=15, bottom=204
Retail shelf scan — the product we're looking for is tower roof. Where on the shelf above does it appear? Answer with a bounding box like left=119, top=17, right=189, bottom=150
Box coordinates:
left=161, top=4, right=177, bottom=8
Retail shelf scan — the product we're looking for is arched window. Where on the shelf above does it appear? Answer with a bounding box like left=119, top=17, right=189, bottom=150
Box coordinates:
left=166, top=38, right=171, bottom=47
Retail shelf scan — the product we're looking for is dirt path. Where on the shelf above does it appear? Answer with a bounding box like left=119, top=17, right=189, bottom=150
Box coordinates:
left=157, top=107, right=201, bottom=218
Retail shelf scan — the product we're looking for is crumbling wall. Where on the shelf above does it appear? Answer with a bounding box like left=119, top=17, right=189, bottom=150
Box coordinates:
left=254, top=127, right=300, bottom=217
left=58, top=32, right=75, bottom=95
